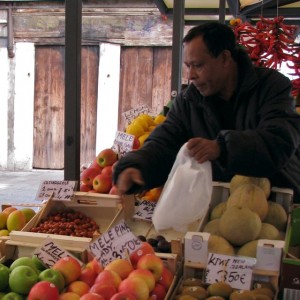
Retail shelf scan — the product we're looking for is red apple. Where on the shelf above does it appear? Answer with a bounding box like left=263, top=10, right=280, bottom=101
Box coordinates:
left=109, top=185, right=120, bottom=195
left=80, top=293, right=105, bottom=300
left=89, top=283, right=117, bottom=300
left=158, top=266, right=174, bottom=291
left=86, top=257, right=103, bottom=275
left=132, top=137, right=140, bottom=150
left=81, top=167, right=101, bottom=186
left=149, top=283, right=166, bottom=300
left=90, top=160, right=104, bottom=173
left=94, top=270, right=122, bottom=288
left=129, top=242, right=155, bottom=268
left=80, top=183, right=92, bottom=192
left=136, top=254, right=164, bottom=282
left=104, top=258, right=134, bottom=280
left=67, top=280, right=90, bottom=296
left=59, top=292, right=81, bottom=300
left=52, top=256, right=82, bottom=285
left=38, top=268, right=65, bottom=293
left=110, top=291, right=137, bottom=300
left=79, top=267, right=98, bottom=287
left=28, top=281, right=60, bottom=300
left=96, top=148, right=118, bottom=167
left=93, top=174, right=112, bottom=193
left=118, top=276, right=149, bottom=300
left=128, top=269, right=155, bottom=292
left=101, top=166, right=113, bottom=179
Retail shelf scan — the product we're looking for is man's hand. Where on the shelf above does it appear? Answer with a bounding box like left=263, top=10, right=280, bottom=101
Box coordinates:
left=186, top=138, right=220, bottom=163
left=116, top=167, right=145, bottom=195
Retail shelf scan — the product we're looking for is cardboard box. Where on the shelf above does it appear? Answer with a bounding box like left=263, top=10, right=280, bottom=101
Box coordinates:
left=5, top=193, right=122, bottom=259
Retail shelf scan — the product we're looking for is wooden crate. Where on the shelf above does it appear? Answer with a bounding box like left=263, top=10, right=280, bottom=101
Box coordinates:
left=5, top=193, right=122, bottom=260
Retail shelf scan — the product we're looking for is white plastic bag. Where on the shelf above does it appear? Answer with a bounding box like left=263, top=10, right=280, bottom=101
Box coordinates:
left=152, top=143, right=213, bottom=232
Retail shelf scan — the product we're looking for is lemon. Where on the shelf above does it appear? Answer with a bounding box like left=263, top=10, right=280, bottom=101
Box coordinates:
left=126, top=123, right=145, bottom=138
left=138, top=132, right=150, bottom=146
left=137, top=114, right=155, bottom=126
left=154, top=114, right=166, bottom=125
left=131, top=118, right=149, bottom=131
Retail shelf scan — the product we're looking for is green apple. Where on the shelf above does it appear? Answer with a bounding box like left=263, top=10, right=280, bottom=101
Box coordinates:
left=31, top=255, right=46, bottom=272
left=9, top=265, right=38, bottom=295
left=38, top=268, right=65, bottom=292
left=0, top=263, right=9, bottom=291
left=9, top=257, right=39, bottom=275
left=1, top=292, right=25, bottom=299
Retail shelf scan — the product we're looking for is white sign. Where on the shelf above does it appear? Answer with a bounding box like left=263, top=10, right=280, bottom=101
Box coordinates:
left=204, top=253, right=256, bottom=290
left=133, top=200, right=156, bottom=222
left=32, top=238, right=83, bottom=268
left=122, top=105, right=155, bottom=126
left=113, top=131, right=135, bottom=157
left=35, top=180, right=77, bottom=201
left=88, top=220, right=142, bottom=267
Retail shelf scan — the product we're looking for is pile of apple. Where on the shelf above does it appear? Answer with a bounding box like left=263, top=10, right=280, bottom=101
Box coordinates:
left=0, top=241, right=174, bottom=300
left=79, top=148, right=119, bottom=195
left=0, top=206, right=36, bottom=237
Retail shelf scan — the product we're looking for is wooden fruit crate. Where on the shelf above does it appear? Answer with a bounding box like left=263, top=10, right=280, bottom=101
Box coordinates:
left=5, top=193, right=122, bottom=260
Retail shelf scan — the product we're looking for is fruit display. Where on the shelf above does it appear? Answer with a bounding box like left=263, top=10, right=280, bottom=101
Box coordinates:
left=174, top=278, right=276, bottom=300
left=0, top=206, right=36, bottom=237
left=0, top=250, right=175, bottom=300
left=29, top=208, right=100, bottom=238
left=202, top=175, right=288, bottom=259
left=137, top=235, right=172, bottom=254
left=80, top=148, right=119, bottom=194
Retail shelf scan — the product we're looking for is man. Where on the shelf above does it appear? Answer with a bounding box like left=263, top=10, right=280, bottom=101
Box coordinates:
left=113, top=22, right=300, bottom=202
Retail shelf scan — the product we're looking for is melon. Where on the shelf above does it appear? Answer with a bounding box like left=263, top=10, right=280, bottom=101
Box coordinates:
left=210, top=201, right=227, bottom=220
left=219, top=206, right=262, bottom=246
left=230, top=175, right=271, bottom=198
left=263, top=201, right=288, bottom=231
left=237, top=240, right=258, bottom=258
left=258, top=223, right=280, bottom=240
left=203, top=219, right=221, bottom=236
left=227, top=183, right=268, bottom=221
left=208, top=235, right=235, bottom=256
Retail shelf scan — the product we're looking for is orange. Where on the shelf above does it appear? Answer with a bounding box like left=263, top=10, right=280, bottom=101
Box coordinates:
left=142, top=187, right=163, bottom=202
left=154, top=114, right=166, bottom=125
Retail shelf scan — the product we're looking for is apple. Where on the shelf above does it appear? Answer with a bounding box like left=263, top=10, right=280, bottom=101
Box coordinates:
left=149, top=283, right=166, bottom=300
left=85, top=257, right=103, bottom=275
left=1, top=292, right=24, bottom=299
left=158, top=266, right=174, bottom=291
left=2, top=206, right=17, bottom=216
left=94, top=270, right=121, bottom=288
left=0, top=263, right=9, bottom=291
left=52, top=256, right=82, bottom=285
left=93, top=174, right=112, bottom=194
left=20, top=208, right=36, bottom=223
left=32, top=255, right=47, bottom=272
left=136, top=254, right=164, bottom=282
left=28, top=281, right=59, bottom=300
left=90, top=159, right=104, bottom=173
left=80, top=167, right=101, bottom=186
left=0, top=212, right=8, bottom=230
left=96, top=149, right=118, bottom=168
left=118, top=276, right=149, bottom=300
left=110, top=292, right=137, bottom=300
left=38, top=268, right=65, bottom=292
left=6, top=210, right=26, bottom=231
left=101, top=166, right=113, bottom=179
left=128, top=269, right=155, bottom=292
left=129, top=242, right=155, bottom=268
left=109, top=185, right=119, bottom=195
left=0, top=229, right=9, bottom=236
left=89, top=283, right=117, bottom=300
left=80, top=293, right=105, bottom=300
left=104, top=259, right=134, bottom=280
left=132, top=137, right=140, bottom=150
left=59, top=292, right=80, bottom=300
left=9, top=265, right=39, bottom=295
left=79, top=267, right=97, bottom=287
left=80, top=183, right=92, bottom=192
left=67, top=280, right=90, bottom=296
left=10, top=257, right=39, bottom=275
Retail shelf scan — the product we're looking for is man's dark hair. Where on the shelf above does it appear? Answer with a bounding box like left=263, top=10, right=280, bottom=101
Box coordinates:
left=183, top=22, right=239, bottom=60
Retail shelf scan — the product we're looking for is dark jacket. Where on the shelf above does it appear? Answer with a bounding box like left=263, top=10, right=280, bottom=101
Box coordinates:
left=113, top=51, right=300, bottom=202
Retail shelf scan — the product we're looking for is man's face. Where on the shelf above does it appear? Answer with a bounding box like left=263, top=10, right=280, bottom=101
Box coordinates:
left=183, top=36, right=229, bottom=97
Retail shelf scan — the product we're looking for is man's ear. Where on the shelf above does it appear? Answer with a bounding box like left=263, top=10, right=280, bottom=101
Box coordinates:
left=221, top=50, right=232, bottom=65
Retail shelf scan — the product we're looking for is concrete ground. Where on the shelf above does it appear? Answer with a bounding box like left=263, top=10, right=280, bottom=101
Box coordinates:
left=0, top=170, right=64, bottom=206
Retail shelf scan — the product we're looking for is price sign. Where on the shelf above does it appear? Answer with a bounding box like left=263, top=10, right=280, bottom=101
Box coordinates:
left=113, top=131, right=135, bottom=157
left=122, top=105, right=155, bottom=126
left=35, top=180, right=77, bottom=201
left=204, top=253, right=256, bottom=290
left=32, top=238, right=83, bottom=268
left=88, top=220, right=142, bottom=267
left=133, top=200, right=156, bottom=222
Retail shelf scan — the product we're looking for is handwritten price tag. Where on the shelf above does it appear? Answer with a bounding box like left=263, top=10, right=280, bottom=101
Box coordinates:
left=122, top=105, right=154, bottom=126
left=204, top=253, right=256, bottom=290
left=113, top=131, right=135, bottom=157
left=133, top=200, right=156, bottom=222
left=33, top=238, right=83, bottom=268
left=35, top=180, right=77, bottom=201
left=88, top=220, right=142, bottom=267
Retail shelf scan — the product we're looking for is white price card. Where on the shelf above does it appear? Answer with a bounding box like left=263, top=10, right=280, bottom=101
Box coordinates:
left=88, top=220, right=142, bottom=267
left=204, top=253, right=256, bottom=290
left=122, top=105, right=154, bottom=126
left=32, top=238, right=83, bottom=268
left=35, top=180, right=77, bottom=201
left=133, top=200, right=156, bottom=222
left=113, top=131, right=135, bottom=157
